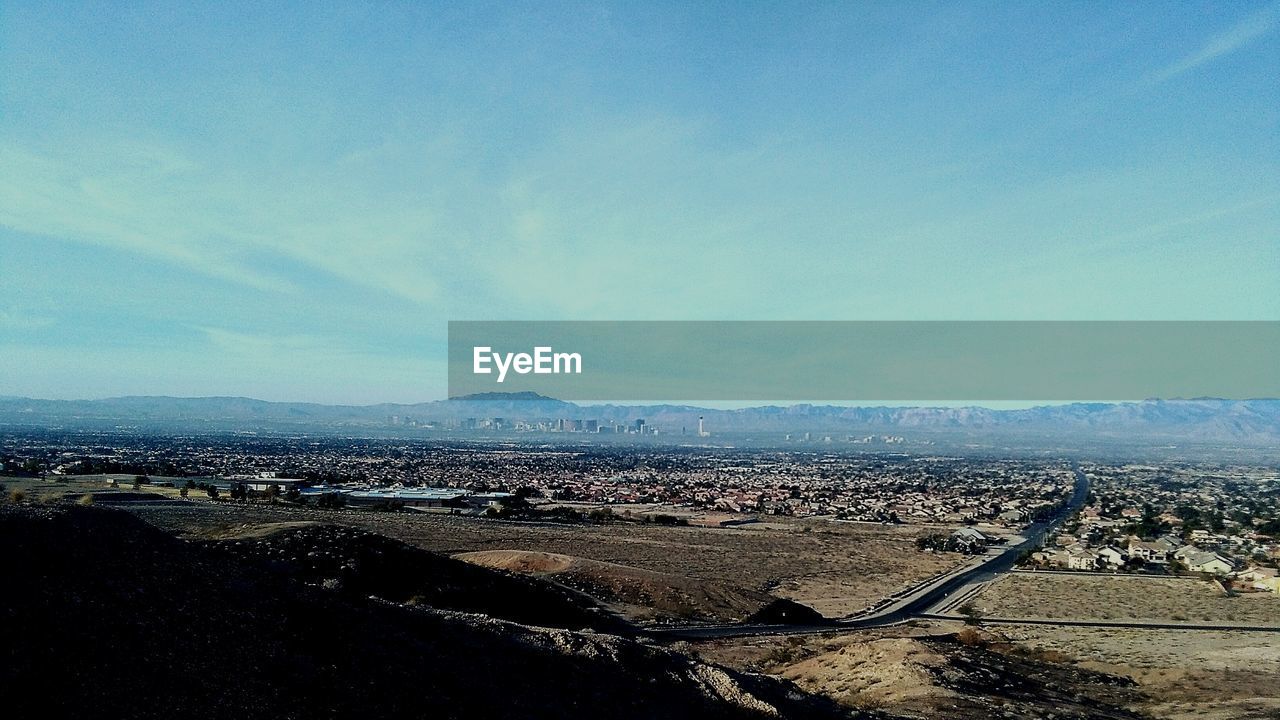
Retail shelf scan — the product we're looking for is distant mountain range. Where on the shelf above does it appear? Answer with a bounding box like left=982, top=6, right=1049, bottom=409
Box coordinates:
left=2, top=393, right=1279, bottom=444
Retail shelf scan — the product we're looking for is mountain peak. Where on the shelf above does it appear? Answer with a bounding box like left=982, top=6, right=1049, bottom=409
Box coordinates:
left=449, top=392, right=566, bottom=403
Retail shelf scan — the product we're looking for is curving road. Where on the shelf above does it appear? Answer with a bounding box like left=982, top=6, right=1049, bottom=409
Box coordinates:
left=650, top=465, right=1091, bottom=640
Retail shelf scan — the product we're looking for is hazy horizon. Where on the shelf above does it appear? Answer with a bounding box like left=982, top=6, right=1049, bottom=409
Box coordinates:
left=0, top=392, right=1242, bottom=412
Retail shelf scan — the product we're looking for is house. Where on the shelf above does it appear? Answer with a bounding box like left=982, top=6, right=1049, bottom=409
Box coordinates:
left=1065, top=546, right=1099, bottom=570
left=998, top=509, right=1027, bottom=525
left=1097, top=546, right=1126, bottom=568
left=1180, top=549, right=1235, bottom=576
left=950, top=527, right=1000, bottom=553
left=1125, top=537, right=1167, bottom=563
left=1155, top=534, right=1183, bottom=553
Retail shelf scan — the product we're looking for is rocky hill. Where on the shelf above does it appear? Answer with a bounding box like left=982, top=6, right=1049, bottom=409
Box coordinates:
left=204, top=522, right=634, bottom=634
left=0, top=502, right=851, bottom=720
left=455, top=549, right=824, bottom=625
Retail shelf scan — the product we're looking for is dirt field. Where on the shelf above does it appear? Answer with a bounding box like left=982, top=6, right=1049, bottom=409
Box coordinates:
left=997, top=625, right=1280, bottom=720
left=455, top=549, right=778, bottom=623
left=300, top=512, right=960, bottom=617
left=3, top=477, right=963, bottom=619
left=973, top=572, right=1280, bottom=625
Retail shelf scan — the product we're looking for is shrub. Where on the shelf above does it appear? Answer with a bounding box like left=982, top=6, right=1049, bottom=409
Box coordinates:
left=77, top=494, right=95, bottom=506
left=957, top=602, right=984, bottom=626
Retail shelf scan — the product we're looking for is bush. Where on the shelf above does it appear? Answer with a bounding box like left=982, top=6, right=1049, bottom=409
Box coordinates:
left=957, top=602, right=984, bottom=626
left=9, top=489, right=27, bottom=503
left=649, top=514, right=686, bottom=526
left=77, top=494, right=95, bottom=506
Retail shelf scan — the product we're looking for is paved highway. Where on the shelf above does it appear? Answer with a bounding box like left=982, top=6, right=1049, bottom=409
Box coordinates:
left=650, top=465, right=1092, bottom=640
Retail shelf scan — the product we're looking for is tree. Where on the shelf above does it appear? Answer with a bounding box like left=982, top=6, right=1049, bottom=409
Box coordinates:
left=206, top=486, right=220, bottom=500
left=1257, top=518, right=1280, bottom=537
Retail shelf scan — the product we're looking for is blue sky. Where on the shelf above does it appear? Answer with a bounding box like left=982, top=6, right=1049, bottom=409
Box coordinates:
left=1, top=1, right=1277, bottom=403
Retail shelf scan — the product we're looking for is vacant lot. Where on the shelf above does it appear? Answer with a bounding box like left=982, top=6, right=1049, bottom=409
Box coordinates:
left=455, top=549, right=778, bottom=623
left=311, top=513, right=960, bottom=618
left=974, top=572, right=1280, bottom=625
left=7, top=477, right=962, bottom=619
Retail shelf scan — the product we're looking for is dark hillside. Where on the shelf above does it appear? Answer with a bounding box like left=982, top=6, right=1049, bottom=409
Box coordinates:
left=203, top=522, right=634, bottom=634
left=0, top=503, right=851, bottom=720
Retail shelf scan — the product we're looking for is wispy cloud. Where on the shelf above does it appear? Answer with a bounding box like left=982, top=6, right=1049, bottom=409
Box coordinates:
left=195, top=326, right=329, bottom=355
left=1151, top=5, right=1279, bottom=82
left=0, top=143, right=294, bottom=293
left=0, top=141, right=451, bottom=304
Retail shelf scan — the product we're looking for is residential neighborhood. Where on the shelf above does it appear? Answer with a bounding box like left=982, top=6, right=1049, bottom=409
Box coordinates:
left=1027, top=463, right=1280, bottom=594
